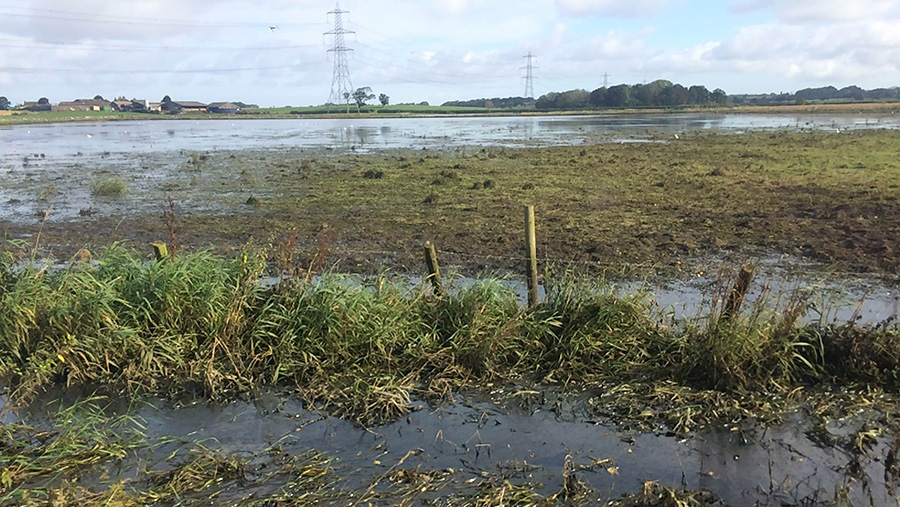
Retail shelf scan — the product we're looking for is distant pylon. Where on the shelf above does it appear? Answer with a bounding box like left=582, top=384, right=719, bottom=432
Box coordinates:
left=521, top=52, right=537, bottom=100
left=602, top=72, right=610, bottom=88
left=325, top=3, right=354, bottom=111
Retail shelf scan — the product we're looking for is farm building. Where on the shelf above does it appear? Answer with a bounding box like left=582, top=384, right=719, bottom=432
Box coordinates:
left=162, top=101, right=207, bottom=113
left=52, top=99, right=112, bottom=112
left=207, top=102, right=241, bottom=114
left=19, top=101, right=50, bottom=112
left=111, top=97, right=150, bottom=112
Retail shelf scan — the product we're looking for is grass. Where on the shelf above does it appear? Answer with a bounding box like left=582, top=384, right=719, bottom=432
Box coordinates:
left=1, top=245, right=899, bottom=430
left=90, top=176, right=127, bottom=197
left=0, top=397, right=147, bottom=505
left=0, top=110, right=148, bottom=126
left=0, top=397, right=339, bottom=506
left=242, top=104, right=490, bottom=116
left=1, top=401, right=736, bottom=507
left=21, top=129, right=900, bottom=279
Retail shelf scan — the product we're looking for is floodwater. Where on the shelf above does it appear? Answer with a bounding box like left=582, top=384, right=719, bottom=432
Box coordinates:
left=7, top=389, right=898, bottom=505
left=461, top=262, right=900, bottom=326
left=2, top=112, right=900, bottom=161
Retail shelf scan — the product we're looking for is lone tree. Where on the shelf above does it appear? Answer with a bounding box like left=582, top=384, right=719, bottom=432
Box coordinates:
left=379, top=93, right=389, bottom=107
left=38, top=97, right=49, bottom=105
left=93, top=95, right=105, bottom=101
left=352, top=87, right=375, bottom=113
left=0, top=96, right=9, bottom=110
left=162, top=95, right=172, bottom=103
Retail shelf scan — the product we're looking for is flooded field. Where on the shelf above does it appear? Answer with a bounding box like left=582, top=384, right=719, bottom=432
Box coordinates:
left=2, top=388, right=898, bottom=506
left=2, top=113, right=900, bottom=161
left=3, top=117, right=900, bottom=505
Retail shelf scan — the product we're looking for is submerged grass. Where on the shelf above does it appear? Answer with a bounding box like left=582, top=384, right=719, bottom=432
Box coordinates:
left=1, top=246, right=899, bottom=429
left=0, top=397, right=146, bottom=505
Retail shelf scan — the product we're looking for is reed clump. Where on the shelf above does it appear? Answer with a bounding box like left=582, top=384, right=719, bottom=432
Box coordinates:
left=1, top=247, right=899, bottom=427
left=90, top=176, right=127, bottom=197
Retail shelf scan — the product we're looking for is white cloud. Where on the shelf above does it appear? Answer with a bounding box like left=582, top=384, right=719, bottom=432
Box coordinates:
left=2, top=0, right=900, bottom=106
left=434, top=0, right=469, bottom=15
left=732, top=0, right=900, bottom=23
left=555, top=0, right=669, bottom=17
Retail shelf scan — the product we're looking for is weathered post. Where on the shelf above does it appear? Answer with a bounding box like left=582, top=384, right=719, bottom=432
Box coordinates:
left=722, top=263, right=755, bottom=320
left=423, top=241, right=445, bottom=297
left=152, top=241, right=168, bottom=261
left=525, top=205, right=539, bottom=308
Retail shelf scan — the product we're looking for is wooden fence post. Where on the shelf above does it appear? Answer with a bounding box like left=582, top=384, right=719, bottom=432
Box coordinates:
left=722, top=263, right=755, bottom=320
left=525, top=206, right=539, bottom=308
left=423, top=241, right=445, bottom=297
left=152, top=241, right=168, bottom=261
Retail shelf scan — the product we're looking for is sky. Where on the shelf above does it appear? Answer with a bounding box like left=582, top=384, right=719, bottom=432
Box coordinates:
left=0, top=0, right=899, bottom=107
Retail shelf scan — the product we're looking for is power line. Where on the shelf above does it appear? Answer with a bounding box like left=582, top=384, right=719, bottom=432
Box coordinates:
left=0, top=37, right=323, bottom=53
left=0, top=64, right=304, bottom=75
left=325, top=3, right=354, bottom=110
left=0, top=5, right=322, bottom=29
left=521, top=52, right=537, bottom=100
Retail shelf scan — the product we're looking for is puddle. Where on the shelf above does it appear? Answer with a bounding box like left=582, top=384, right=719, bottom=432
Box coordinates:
left=7, top=389, right=897, bottom=505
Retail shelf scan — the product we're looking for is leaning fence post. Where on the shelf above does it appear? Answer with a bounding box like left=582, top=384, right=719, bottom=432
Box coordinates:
left=423, top=241, right=445, bottom=297
left=525, top=205, right=539, bottom=308
left=722, top=263, right=755, bottom=320
left=152, top=241, right=168, bottom=261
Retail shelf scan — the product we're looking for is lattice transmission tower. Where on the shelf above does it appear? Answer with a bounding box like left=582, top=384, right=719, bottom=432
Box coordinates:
left=325, top=3, right=354, bottom=110
left=521, top=52, right=537, bottom=100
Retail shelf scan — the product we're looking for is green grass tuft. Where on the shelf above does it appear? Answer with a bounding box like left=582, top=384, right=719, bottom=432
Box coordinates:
left=90, top=176, right=127, bottom=197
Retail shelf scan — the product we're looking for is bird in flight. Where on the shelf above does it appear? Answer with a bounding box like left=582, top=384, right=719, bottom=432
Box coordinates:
left=269, top=25, right=278, bottom=31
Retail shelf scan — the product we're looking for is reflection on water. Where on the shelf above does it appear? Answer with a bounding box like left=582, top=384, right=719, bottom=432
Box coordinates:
left=2, top=113, right=899, bottom=163
left=6, top=390, right=896, bottom=505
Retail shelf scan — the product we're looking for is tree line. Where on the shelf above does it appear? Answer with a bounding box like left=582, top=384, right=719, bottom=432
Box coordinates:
left=536, top=80, right=728, bottom=110
left=442, top=97, right=534, bottom=108
left=731, top=85, right=900, bottom=105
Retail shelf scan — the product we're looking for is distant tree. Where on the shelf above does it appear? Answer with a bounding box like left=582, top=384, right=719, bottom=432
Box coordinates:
left=604, top=85, right=631, bottom=107
left=93, top=95, right=105, bottom=101
left=0, top=96, right=9, bottom=110
left=38, top=97, right=49, bottom=105
left=711, top=88, right=728, bottom=105
left=535, top=92, right=559, bottom=110
left=162, top=95, right=172, bottom=103
left=631, top=80, right=671, bottom=106
left=589, top=87, right=607, bottom=108
left=379, top=93, right=389, bottom=106
left=352, top=87, right=375, bottom=112
left=688, top=85, right=710, bottom=105
left=484, top=100, right=494, bottom=109
left=442, top=96, right=532, bottom=108
left=557, top=89, right=590, bottom=109
left=660, top=84, right=689, bottom=106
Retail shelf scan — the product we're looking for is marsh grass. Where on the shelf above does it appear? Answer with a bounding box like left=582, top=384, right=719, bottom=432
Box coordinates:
left=2, top=423, right=340, bottom=507
left=90, top=176, right=127, bottom=197
left=0, top=397, right=146, bottom=505
left=1, top=246, right=899, bottom=428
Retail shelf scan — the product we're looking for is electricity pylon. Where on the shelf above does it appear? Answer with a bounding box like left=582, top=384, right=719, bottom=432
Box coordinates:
left=325, top=3, right=354, bottom=111
left=521, top=52, right=537, bottom=100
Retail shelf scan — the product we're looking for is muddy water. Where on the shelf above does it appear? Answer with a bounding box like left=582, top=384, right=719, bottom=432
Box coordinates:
left=2, top=113, right=899, bottom=161
left=9, top=390, right=898, bottom=505
left=3, top=113, right=899, bottom=226
left=1, top=113, right=898, bottom=225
